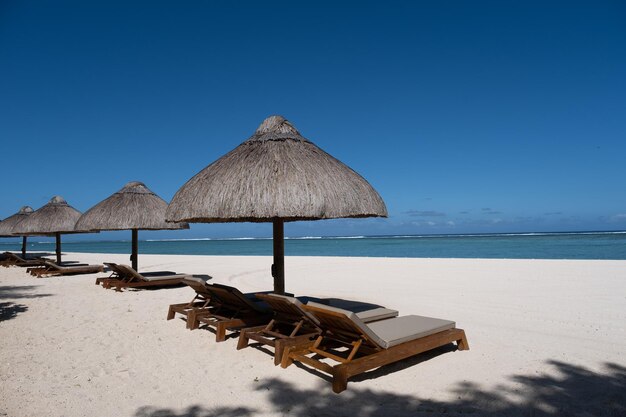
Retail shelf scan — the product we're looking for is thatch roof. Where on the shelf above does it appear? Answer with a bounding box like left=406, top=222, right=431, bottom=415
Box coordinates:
left=11, top=197, right=84, bottom=235
left=166, top=115, right=387, bottom=223
left=0, top=206, right=34, bottom=236
left=75, top=181, right=189, bottom=231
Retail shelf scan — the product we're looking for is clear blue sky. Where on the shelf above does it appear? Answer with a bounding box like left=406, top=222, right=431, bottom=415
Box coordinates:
left=1, top=1, right=625, bottom=240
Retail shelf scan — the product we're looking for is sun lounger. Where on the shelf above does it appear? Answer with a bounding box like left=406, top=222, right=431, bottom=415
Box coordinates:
left=28, top=260, right=104, bottom=278
left=95, top=263, right=190, bottom=291
left=281, top=302, right=469, bottom=393
left=0, top=252, right=48, bottom=268
left=167, top=279, right=282, bottom=330
left=167, top=277, right=217, bottom=328
left=238, top=293, right=399, bottom=365
left=189, top=283, right=273, bottom=342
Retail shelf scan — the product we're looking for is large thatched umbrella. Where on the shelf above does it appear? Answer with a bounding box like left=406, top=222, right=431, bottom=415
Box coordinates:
left=75, top=181, right=189, bottom=271
left=11, top=197, right=85, bottom=263
left=0, top=206, right=34, bottom=257
left=166, top=115, right=387, bottom=294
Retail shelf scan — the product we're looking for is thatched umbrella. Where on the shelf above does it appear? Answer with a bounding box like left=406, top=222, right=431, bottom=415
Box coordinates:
left=166, top=115, right=387, bottom=294
left=11, top=197, right=85, bottom=263
left=0, top=206, right=34, bottom=257
left=75, top=181, right=189, bottom=271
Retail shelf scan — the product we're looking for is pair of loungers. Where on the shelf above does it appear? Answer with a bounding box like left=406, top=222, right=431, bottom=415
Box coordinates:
left=27, top=260, right=104, bottom=277
left=168, top=279, right=469, bottom=393
left=95, top=263, right=191, bottom=291
left=1, top=252, right=104, bottom=277
left=0, top=252, right=46, bottom=267
left=168, top=279, right=277, bottom=341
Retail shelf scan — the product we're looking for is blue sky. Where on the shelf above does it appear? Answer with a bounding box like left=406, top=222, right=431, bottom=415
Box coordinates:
left=1, top=1, right=625, bottom=241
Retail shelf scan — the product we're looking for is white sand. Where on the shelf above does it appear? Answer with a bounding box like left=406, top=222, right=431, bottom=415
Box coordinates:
left=1, top=253, right=625, bottom=416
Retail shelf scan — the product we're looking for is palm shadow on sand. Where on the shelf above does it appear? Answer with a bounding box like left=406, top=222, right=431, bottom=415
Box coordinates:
left=0, top=285, right=53, bottom=322
left=135, top=360, right=626, bottom=417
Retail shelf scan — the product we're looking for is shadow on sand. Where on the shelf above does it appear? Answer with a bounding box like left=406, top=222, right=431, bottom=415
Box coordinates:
left=135, top=360, right=626, bottom=417
left=0, top=285, right=53, bottom=322
left=0, top=302, right=28, bottom=321
left=135, top=406, right=252, bottom=417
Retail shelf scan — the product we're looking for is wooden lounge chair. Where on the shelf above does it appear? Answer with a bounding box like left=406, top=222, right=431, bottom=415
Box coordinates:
left=28, top=260, right=104, bottom=278
left=189, top=283, right=273, bottom=342
left=0, top=252, right=48, bottom=268
left=167, top=277, right=217, bottom=328
left=281, top=303, right=469, bottom=393
left=95, top=263, right=190, bottom=291
left=238, top=293, right=399, bottom=365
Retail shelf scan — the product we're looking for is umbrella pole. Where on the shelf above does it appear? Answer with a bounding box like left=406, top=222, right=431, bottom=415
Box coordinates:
left=272, top=219, right=285, bottom=295
left=21, top=236, right=27, bottom=258
left=131, top=229, right=138, bottom=271
left=55, top=232, right=62, bottom=264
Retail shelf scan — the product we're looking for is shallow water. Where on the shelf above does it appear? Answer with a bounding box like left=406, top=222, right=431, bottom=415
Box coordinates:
left=2, top=231, right=625, bottom=260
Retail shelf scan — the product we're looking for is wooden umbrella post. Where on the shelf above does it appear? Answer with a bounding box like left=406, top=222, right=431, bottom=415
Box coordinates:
left=272, top=219, right=285, bottom=295
left=55, top=232, right=62, bottom=264
left=21, top=236, right=27, bottom=258
left=131, top=229, right=138, bottom=271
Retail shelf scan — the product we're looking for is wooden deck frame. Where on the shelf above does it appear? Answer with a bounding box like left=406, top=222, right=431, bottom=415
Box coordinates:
left=27, top=261, right=104, bottom=278
left=0, top=252, right=46, bottom=268
left=94, top=263, right=188, bottom=291
left=186, top=284, right=272, bottom=342
left=167, top=278, right=217, bottom=328
left=102, top=276, right=184, bottom=291
left=237, top=294, right=320, bottom=365
left=281, top=304, right=469, bottom=393
left=194, top=308, right=272, bottom=342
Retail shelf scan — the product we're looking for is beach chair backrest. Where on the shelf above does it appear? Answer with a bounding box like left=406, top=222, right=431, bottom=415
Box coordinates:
left=115, top=264, right=145, bottom=281
left=303, top=303, right=386, bottom=349
left=209, top=283, right=268, bottom=313
left=182, top=277, right=213, bottom=297
left=255, top=294, right=320, bottom=326
left=9, top=252, right=25, bottom=262
left=42, top=260, right=61, bottom=270
left=104, top=263, right=127, bottom=277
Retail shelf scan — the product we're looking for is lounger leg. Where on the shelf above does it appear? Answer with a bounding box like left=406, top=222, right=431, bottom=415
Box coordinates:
left=166, top=306, right=176, bottom=320
left=332, top=366, right=349, bottom=393
left=280, top=346, right=295, bottom=368
left=188, top=312, right=198, bottom=330
left=237, top=329, right=250, bottom=350
left=274, top=335, right=317, bottom=367
left=457, top=330, right=470, bottom=351
left=273, top=341, right=284, bottom=366
left=215, top=322, right=227, bottom=342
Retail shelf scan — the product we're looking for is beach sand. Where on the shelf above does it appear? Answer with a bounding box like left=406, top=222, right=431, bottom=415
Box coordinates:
left=1, top=253, right=625, bottom=416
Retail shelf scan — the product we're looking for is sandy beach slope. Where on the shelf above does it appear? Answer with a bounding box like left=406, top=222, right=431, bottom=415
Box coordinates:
left=1, top=253, right=625, bottom=416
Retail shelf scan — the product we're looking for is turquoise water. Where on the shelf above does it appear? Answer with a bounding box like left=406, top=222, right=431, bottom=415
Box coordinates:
left=1, top=232, right=625, bottom=260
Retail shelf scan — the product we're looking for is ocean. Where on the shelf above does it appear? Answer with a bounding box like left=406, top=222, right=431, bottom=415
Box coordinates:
left=1, top=231, right=625, bottom=260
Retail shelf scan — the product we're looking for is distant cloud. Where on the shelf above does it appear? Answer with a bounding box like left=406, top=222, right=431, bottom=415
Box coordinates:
left=405, top=210, right=447, bottom=217
left=446, top=221, right=456, bottom=226
left=459, top=211, right=470, bottom=215
left=514, top=216, right=536, bottom=222
left=481, top=208, right=502, bottom=215
left=607, top=213, right=626, bottom=222
left=544, top=212, right=563, bottom=216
